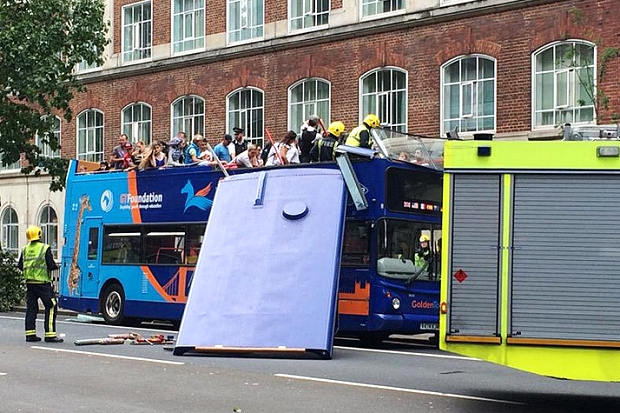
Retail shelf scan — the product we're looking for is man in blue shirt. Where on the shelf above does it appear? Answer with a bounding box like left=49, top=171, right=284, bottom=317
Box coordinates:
left=213, top=134, right=233, bottom=162
left=184, top=134, right=202, bottom=164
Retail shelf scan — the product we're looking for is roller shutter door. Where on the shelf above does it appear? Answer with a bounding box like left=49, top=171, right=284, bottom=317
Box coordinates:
left=448, top=174, right=501, bottom=336
left=511, top=174, right=620, bottom=341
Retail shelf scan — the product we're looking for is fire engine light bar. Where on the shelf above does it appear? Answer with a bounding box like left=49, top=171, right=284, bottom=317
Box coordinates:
left=596, top=146, right=620, bottom=157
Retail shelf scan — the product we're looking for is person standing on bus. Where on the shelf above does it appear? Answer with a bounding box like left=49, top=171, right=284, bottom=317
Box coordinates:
left=345, top=114, right=380, bottom=149
left=18, top=226, right=63, bottom=343
left=184, top=134, right=202, bottom=164
left=110, top=133, right=129, bottom=169
left=229, top=127, right=249, bottom=159
left=299, top=116, right=319, bottom=163
left=310, top=121, right=344, bottom=162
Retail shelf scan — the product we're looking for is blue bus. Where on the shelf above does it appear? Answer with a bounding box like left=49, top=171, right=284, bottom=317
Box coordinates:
left=59, top=129, right=444, bottom=342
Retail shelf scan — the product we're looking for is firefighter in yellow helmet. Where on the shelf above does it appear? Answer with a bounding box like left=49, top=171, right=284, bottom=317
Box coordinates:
left=414, top=234, right=432, bottom=273
left=310, top=121, right=344, bottom=162
left=345, top=114, right=380, bottom=149
left=18, top=225, right=63, bottom=343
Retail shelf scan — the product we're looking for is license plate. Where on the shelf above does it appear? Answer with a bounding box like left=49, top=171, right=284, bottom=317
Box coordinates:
left=420, top=323, right=438, bottom=331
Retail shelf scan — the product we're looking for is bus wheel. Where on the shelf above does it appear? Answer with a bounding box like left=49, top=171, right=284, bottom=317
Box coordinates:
left=101, top=283, right=125, bottom=325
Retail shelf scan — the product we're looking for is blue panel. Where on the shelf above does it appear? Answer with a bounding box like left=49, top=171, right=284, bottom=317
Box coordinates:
left=174, top=168, right=346, bottom=358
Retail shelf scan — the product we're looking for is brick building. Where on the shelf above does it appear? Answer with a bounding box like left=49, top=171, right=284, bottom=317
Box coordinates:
left=1, top=0, right=619, bottom=257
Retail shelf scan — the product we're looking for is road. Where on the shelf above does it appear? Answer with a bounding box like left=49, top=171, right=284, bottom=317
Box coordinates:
left=1, top=312, right=618, bottom=413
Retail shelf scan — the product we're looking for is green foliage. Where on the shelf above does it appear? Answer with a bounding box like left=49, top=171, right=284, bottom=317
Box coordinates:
left=0, top=0, right=108, bottom=191
left=0, top=249, right=25, bottom=312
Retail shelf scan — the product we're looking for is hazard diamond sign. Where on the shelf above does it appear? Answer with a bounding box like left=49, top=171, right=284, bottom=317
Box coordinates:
left=453, top=269, right=468, bottom=283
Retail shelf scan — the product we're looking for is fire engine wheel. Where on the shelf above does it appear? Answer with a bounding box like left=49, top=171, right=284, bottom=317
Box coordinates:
left=101, top=283, right=126, bottom=325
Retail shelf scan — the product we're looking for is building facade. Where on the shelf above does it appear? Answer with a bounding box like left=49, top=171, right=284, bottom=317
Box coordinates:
left=1, top=0, right=619, bottom=258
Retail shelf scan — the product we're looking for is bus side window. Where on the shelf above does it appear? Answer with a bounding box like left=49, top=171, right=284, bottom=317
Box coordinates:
left=342, top=221, right=370, bottom=266
left=88, top=228, right=98, bottom=260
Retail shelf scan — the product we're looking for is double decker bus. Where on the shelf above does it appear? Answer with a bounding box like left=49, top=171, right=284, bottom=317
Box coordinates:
left=59, top=129, right=444, bottom=342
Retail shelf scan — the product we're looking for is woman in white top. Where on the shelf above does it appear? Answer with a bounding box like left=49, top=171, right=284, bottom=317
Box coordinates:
left=266, top=131, right=300, bottom=166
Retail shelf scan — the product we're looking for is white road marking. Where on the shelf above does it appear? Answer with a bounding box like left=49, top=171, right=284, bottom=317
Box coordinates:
left=0, top=372, right=7, bottom=376
left=336, top=345, right=479, bottom=360
left=275, top=374, right=524, bottom=405
left=31, top=346, right=184, bottom=365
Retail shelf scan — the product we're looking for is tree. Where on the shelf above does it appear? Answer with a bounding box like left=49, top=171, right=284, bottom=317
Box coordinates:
left=0, top=0, right=108, bottom=191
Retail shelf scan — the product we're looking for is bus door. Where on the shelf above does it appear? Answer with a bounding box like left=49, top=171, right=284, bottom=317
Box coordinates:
left=78, top=218, right=102, bottom=298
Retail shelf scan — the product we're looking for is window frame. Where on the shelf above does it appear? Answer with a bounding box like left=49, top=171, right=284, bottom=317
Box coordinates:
left=39, top=205, right=59, bottom=260
left=360, top=0, right=404, bottom=19
left=531, top=40, right=596, bottom=129
left=289, top=0, right=330, bottom=32
left=360, top=67, right=408, bottom=132
left=122, top=102, right=152, bottom=145
left=122, top=1, right=153, bottom=64
left=440, top=54, right=497, bottom=136
left=36, top=115, right=61, bottom=159
left=1, top=206, right=19, bottom=254
left=171, top=95, right=205, bottom=138
left=76, top=109, right=105, bottom=162
left=288, top=78, right=331, bottom=132
left=227, top=0, right=264, bottom=45
left=227, top=87, right=265, bottom=147
left=171, top=0, right=205, bottom=55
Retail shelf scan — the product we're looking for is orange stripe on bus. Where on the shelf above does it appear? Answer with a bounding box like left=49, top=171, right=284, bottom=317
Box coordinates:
left=127, top=170, right=142, bottom=223
left=338, top=281, right=370, bottom=315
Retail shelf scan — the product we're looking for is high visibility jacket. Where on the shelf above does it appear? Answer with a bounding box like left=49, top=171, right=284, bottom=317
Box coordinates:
left=22, top=242, right=51, bottom=283
left=345, top=124, right=370, bottom=148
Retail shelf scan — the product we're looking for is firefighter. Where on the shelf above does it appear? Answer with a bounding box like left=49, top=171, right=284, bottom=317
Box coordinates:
left=415, top=234, right=432, bottom=270
left=310, top=121, right=345, bottom=162
left=345, top=114, right=380, bottom=149
left=18, top=225, right=63, bottom=343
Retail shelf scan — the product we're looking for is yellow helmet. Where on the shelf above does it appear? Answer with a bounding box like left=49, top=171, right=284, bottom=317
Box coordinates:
left=363, top=114, right=380, bottom=128
left=328, top=121, right=345, bottom=138
left=419, top=234, right=430, bottom=243
left=26, top=225, right=42, bottom=241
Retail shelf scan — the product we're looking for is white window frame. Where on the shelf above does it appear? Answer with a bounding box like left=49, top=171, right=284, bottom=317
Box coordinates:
left=440, top=54, right=497, bottom=136
left=76, top=109, right=104, bottom=162
left=171, top=96, right=205, bottom=138
left=360, top=67, right=407, bottom=132
left=1, top=206, right=19, bottom=254
left=227, top=0, right=264, bottom=44
left=122, top=1, right=153, bottom=64
left=171, top=0, right=205, bottom=55
left=0, top=153, right=21, bottom=173
left=288, top=78, right=331, bottom=132
left=532, top=40, right=596, bottom=129
left=122, top=103, right=152, bottom=145
left=361, top=0, right=404, bottom=19
left=36, top=115, right=61, bottom=159
left=39, top=205, right=59, bottom=260
left=227, top=87, right=264, bottom=147
left=289, top=0, right=329, bottom=32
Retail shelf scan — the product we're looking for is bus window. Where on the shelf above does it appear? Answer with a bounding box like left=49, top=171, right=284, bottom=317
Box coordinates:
left=185, top=224, right=206, bottom=265
left=385, top=168, right=442, bottom=214
left=88, top=228, right=99, bottom=260
left=144, top=226, right=185, bottom=265
left=342, top=221, right=370, bottom=266
left=377, top=219, right=440, bottom=280
left=102, top=227, right=141, bottom=264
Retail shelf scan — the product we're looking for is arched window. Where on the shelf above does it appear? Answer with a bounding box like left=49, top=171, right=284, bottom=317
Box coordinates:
left=171, top=96, right=205, bottom=138
left=76, top=109, right=104, bottom=162
left=361, top=68, right=407, bottom=132
left=39, top=205, right=58, bottom=259
left=533, top=40, right=595, bottom=128
left=441, top=55, right=496, bottom=135
left=289, top=78, right=330, bottom=132
left=122, top=103, right=152, bottom=144
left=227, top=88, right=264, bottom=147
left=1, top=207, right=19, bottom=254
left=37, top=115, right=61, bottom=158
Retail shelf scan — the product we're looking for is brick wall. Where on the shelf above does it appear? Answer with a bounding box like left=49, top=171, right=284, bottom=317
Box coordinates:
left=64, top=0, right=620, bottom=155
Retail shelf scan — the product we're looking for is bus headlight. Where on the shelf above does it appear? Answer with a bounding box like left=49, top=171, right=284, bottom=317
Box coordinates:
left=391, top=297, right=401, bottom=310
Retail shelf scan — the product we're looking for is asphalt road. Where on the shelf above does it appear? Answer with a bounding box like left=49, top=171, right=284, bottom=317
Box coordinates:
left=1, top=312, right=619, bottom=413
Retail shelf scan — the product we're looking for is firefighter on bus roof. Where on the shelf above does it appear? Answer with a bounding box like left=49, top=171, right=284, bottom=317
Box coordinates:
left=310, top=121, right=344, bottom=162
left=345, top=114, right=380, bottom=149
